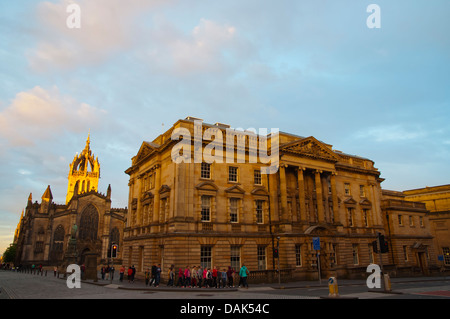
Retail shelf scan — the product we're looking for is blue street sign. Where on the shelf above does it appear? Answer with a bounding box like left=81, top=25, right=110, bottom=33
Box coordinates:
left=438, top=255, right=444, bottom=261
left=313, top=237, right=320, bottom=251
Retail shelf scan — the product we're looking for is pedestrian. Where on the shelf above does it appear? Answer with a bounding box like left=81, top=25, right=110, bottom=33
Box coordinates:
left=145, top=268, right=151, bottom=286
left=206, top=268, right=213, bottom=287
left=202, top=267, right=208, bottom=288
left=176, top=268, right=184, bottom=287
left=131, top=265, right=136, bottom=283
left=191, top=266, right=197, bottom=288
left=221, top=268, right=227, bottom=288
left=110, top=266, right=115, bottom=280
left=119, top=265, right=125, bottom=282
left=80, top=264, right=85, bottom=280
left=155, top=264, right=161, bottom=287
left=239, top=264, right=249, bottom=288
left=197, top=266, right=203, bottom=288
left=212, top=266, right=218, bottom=288
left=167, top=266, right=174, bottom=287
left=184, top=266, right=191, bottom=288
left=227, top=266, right=234, bottom=287
left=105, top=265, right=110, bottom=280
left=101, top=266, right=106, bottom=280
left=53, top=266, right=57, bottom=277
left=149, top=264, right=157, bottom=286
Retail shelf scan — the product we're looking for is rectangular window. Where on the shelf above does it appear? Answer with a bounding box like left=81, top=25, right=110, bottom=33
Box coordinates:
left=409, top=216, right=414, bottom=227
left=201, top=195, right=211, bottom=222
left=403, top=246, right=409, bottom=262
left=201, top=246, right=212, bottom=269
left=254, top=169, right=262, bottom=185
left=363, top=209, right=369, bottom=227
left=348, top=208, right=354, bottom=227
left=230, top=246, right=240, bottom=270
left=398, top=214, right=403, bottom=226
left=229, top=166, right=238, bottom=182
left=330, top=244, right=337, bottom=265
left=352, top=244, right=359, bottom=265
left=257, top=246, right=266, bottom=270
left=443, top=247, right=450, bottom=266
left=295, top=245, right=302, bottom=267
left=230, top=198, right=239, bottom=223
left=344, top=183, right=351, bottom=196
left=201, top=162, right=211, bottom=179
left=420, top=216, right=424, bottom=227
left=360, top=185, right=365, bottom=197
left=368, top=244, right=374, bottom=264
left=256, top=200, right=264, bottom=224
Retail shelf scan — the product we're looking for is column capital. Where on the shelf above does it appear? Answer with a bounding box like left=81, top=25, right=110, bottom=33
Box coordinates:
left=315, top=169, right=323, bottom=174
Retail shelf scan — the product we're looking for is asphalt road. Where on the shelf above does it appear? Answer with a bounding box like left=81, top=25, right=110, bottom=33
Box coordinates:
left=2, top=270, right=450, bottom=300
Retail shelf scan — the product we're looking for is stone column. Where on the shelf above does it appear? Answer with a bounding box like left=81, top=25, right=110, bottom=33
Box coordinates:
left=297, top=167, right=306, bottom=222
left=315, top=170, right=325, bottom=222
left=279, top=164, right=288, bottom=222
left=330, top=172, right=340, bottom=224
left=153, top=164, right=161, bottom=225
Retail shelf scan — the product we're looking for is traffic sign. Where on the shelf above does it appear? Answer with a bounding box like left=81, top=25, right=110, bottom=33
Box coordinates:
left=313, top=237, right=320, bottom=251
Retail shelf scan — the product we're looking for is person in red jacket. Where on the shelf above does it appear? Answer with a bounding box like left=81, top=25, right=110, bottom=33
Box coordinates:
left=212, top=266, right=218, bottom=288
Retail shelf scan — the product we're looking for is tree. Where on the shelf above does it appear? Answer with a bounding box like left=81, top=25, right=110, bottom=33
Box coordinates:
left=2, top=244, right=17, bottom=263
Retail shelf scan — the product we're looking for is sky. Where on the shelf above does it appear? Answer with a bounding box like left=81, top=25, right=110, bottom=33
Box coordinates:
left=0, top=0, right=449, bottom=256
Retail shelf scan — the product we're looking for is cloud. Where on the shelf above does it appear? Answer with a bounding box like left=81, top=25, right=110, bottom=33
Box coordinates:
left=0, top=86, right=106, bottom=146
left=134, top=17, right=247, bottom=76
left=28, top=0, right=169, bottom=71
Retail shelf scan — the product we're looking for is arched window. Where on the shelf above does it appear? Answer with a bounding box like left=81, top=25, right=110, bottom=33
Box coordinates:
left=109, top=227, right=120, bottom=246
left=79, top=204, right=99, bottom=241
left=52, top=225, right=65, bottom=252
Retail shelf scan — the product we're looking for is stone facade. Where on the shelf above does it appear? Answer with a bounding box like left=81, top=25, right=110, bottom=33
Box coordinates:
left=403, top=185, right=450, bottom=270
left=122, top=117, right=440, bottom=280
left=14, top=136, right=127, bottom=268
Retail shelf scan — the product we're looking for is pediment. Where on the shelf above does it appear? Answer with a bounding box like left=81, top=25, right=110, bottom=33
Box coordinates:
left=141, top=191, right=154, bottom=202
left=344, top=197, right=357, bottom=205
left=135, top=141, right=159, bottom=164
left=225, top=185, right=245, bottom=194
left=360, top=198, right=372, bottom=206
left=195, top=181, right=218, bottom=192
left=281, top=136, right=339, bottom=162
left=159, top=185, right=171, bottom=194
left=251, top=187, right=269, bottom=196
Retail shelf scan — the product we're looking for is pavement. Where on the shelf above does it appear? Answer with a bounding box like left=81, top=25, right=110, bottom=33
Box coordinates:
left=2, top=269, right=450, bottom=300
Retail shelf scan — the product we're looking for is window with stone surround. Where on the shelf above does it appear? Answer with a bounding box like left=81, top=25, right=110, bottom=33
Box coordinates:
left=201, top=162, right=211, bottom=179
left=201, top=195, right=211, bottom=222
left=229, top=166, right=238, bottom=182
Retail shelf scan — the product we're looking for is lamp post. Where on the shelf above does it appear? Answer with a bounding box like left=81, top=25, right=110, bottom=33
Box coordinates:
left=277, top=236, right=281, bottom=286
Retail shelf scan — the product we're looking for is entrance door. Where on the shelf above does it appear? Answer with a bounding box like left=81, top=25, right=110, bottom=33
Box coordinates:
left=418, top=252, right=429, bottom=275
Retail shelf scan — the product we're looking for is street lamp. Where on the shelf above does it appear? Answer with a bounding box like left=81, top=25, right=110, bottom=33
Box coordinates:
left=277, top=236, right=280, bottom=286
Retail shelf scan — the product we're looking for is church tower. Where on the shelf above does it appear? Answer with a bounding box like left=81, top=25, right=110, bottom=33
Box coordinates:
left=66, top=133, right=100, bottom=204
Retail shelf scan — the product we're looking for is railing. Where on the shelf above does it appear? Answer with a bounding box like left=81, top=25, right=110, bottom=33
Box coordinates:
left=248, top=269, right=294, bottom=284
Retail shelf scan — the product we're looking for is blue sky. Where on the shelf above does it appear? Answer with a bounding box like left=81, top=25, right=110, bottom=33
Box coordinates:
left=1, top=0, right=449, bottom=255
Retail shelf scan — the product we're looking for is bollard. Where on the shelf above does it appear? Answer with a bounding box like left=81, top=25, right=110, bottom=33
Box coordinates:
left=383, top=274, right=392, bottom=292
left=328, top=277, right=339, bottom=297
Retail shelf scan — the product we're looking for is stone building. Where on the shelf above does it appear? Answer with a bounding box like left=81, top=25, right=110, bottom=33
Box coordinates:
left=123, top=117, right=439, bottom=280
left=403, top=185, right=450, bottom=270
left=14, top=135, right=127, bottom=268
left=381, top=190, right=435, bottom=276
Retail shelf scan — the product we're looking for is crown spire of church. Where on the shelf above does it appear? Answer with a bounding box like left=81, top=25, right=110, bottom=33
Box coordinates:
left=66, top=132, right=100, bottom=204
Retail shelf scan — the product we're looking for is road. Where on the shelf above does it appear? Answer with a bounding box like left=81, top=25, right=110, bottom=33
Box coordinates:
left=1, top=270, right=450, bottom=300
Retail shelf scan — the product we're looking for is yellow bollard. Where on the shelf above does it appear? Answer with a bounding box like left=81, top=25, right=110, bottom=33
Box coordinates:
left=383, top=274, right=392, bottom=292
left=328, top=277, right=339, bottom=297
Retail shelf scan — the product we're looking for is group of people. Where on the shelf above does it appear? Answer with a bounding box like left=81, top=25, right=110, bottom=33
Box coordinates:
left=166, top=264, right=250, bottom=289
left=107, top=264, right=250, bottom=288
left=100, top=265, right=115, bottom=280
